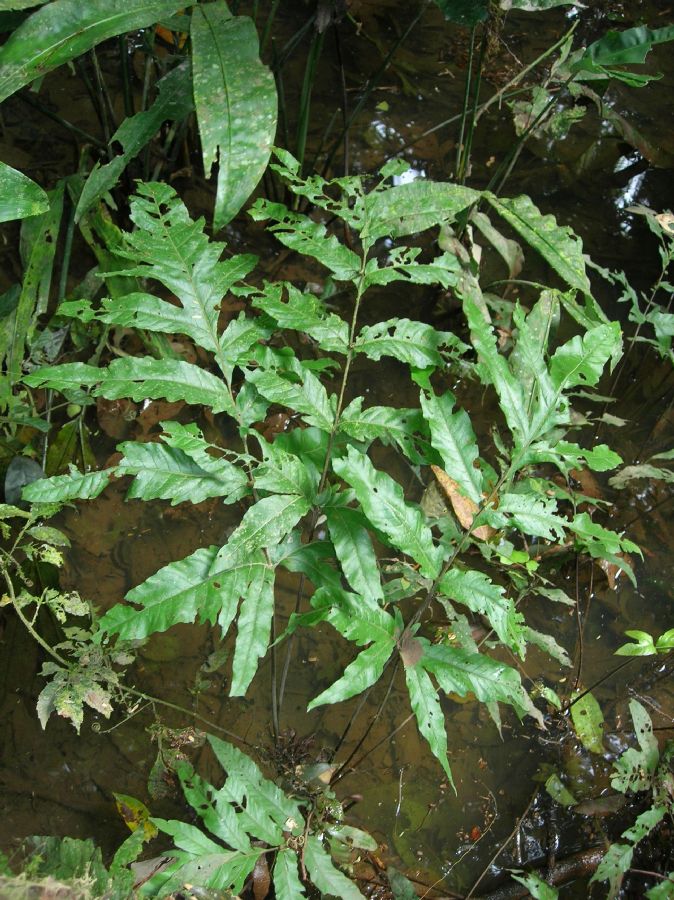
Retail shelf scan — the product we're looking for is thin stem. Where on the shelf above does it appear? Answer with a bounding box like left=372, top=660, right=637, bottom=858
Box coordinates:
left=88, top=49, right=114, bottom=147
left=455, top=25, right=477, bottom=181
left=388, top=22, right=576, bottom=163
left=260, top=0, right=281, bottom=55
left=330, top=658, right=398, bottom=774
left=333, top=712, right=415, bottom=786
left=17, top=91, right=107, bottom=149
left=295, top=29, right=326, bottom=178
left=465, top=788, right=539, bottom=898
left=118, top=34, right=134, bottom=119
left=459, top=27, right=488, bottom=184
left=321, top=5, right=425, bottom=178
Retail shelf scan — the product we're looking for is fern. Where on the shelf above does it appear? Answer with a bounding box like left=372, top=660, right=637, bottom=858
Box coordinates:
left=23, top=153, right=632, bottom=782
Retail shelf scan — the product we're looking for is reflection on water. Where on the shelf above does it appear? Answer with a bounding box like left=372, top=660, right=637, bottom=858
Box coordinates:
left=1, top=0, right=674, bottom=894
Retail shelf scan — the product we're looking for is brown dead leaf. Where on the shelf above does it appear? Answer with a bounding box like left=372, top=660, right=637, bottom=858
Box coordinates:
left=431, top=465, right=496, bottom=540
left=96, top=397, right=138, bottom=439
left=570, top=467, right=603, bottom=501
left=399, top=632, right=423, bottom=668
left=597, top=553, right=632, bottom=590
left=135, top=400, right=185, bottom=436
left=252, top=853, right=271, bottom=900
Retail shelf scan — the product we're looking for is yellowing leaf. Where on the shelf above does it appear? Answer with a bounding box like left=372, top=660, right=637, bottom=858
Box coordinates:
left=113, top=793, right=158, bottom=840
left=431, top=465, right=496, bottom=540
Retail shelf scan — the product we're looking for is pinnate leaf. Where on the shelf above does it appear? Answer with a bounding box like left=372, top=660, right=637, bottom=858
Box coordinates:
left=486, top=192, right=591, bottom=296
left=250, top=199, right=360, bottom=281
left=354, top=318, right=464, bottom=368
left=438, top=568, right=524, bottom=654
left=245, top=365, right=335, bottom=432
left=116, top=441, right=248, bottom=506
left=252, top=282, right=349, bottom=353
left=304, top=835, right=366, bottom=899
left=420, top=390, right=483, bottom=504
left=333, top=446, right=442, bottom=579
left=326, top=505, right=383, bottom=601
left=338, top=398, right=429, bottom=464
left=22, top=467, right=114, bottom=503
left=404, top=660, right=453, bottom=786
left=273, top=850, right=306, bottom=900
left=362, top=181, right=479, bottom=243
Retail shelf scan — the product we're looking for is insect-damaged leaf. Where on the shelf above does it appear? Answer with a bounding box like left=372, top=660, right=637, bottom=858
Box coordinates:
left=191, top=3, right=277, bottom=230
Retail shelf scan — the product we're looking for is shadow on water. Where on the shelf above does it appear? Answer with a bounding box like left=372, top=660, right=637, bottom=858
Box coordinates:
left=1, top=0, right=674, bottom=895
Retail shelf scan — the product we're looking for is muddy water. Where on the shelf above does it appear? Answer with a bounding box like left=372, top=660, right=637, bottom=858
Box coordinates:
left=1, top=1, right=674, bottom=895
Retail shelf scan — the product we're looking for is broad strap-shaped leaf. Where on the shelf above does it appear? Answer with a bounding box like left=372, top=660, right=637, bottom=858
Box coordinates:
left=22, top=467, right=114, bottom=503
left=326, top=505, right=384, bottom=601
left=249, top=199, right=361, bottom=281
left=437, top=568, right=525, bottom=654
left=333, top=446, right=442, bottom=579
left=252, top=282, right=349, bottom=353
left=245, top=365, right=335, bottom=431
left=462, top=295, right=530, bottom=444
left=110, top=183, right=257, bottom=355
left=550, top=323, right=622, bottom=390
left=572, top=23, right=674, bottom=85
left=420, top=390, right=483, bottom=504
left=98, top=357, right=236, bottom=414
left=404, top=659, right=454, bottom=785
left=361, top=181, right=479, bottom=244
left=75, top=62, right=193, bottom=222
left=354, top=318, right=465, bottom=368
left=191, top=4, right=276, bottom=231
left=0, top=161, right=48, bottom=222
left=0, top=0, right=186, bottom=103
left=486, top=192, right=591, bottom=296
left=273, top=849, right=306, bottom=900
left=338, top=398, right=430, bottom=464
left=304, top=835, right=366, bottom=900
left=2, top=182, right=63, bottom=382
left=229, top=558, right=275, bottom=696
left=116, top=440, right=248, bottom=506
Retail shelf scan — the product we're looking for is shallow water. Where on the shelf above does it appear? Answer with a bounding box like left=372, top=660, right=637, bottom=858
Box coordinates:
left=1, top=1, right=674, bottom=896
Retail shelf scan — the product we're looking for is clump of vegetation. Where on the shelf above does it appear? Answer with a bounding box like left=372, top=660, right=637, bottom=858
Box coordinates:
left=0, top=1, right=673, bottom=897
